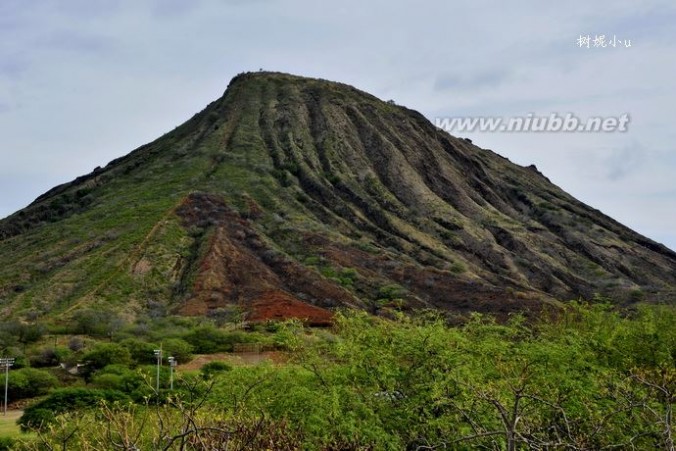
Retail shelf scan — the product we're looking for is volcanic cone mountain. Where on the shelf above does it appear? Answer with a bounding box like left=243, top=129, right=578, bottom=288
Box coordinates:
left=1, top=72, right=675, bottom=322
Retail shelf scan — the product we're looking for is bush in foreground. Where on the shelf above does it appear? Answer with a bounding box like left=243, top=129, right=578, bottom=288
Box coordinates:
left=19, top=388, right=130, bottom=431
left=15, top=304, right=676, bottom=449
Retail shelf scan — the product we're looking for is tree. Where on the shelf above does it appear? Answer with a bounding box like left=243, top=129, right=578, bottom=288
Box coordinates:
left=163, top=338, right=194, bottom=364
left=83, top=343, right=132, bottom=372
left=8, top=368, right=58, bottom=400
left=70, top=309, right=125, bottom=338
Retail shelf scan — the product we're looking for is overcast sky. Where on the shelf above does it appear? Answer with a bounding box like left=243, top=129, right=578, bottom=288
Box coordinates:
left=1, top=0, right=675, bottom=250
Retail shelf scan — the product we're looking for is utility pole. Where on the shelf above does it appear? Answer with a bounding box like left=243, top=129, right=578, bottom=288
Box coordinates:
left=168, top=356, right=176, bottom=390
left=0, top=358, right=15, bottom=416
left=153, top=349, right=162, bottom=392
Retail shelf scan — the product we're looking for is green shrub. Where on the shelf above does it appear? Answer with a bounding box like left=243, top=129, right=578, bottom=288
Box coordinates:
left=19, top=388, right=130, bottom=431
left=18, top=408, right=53, bottom=432
left=90, top=365, right=144, bottom=393
left=69, top=309, right=125, bottom=338
left=118, top=338, right=158, bottom=365
left=7, top=367, right=59, bottom=400
left=1, top=349, right=28, bottom=369
left=91, top=372, right=126, bottom=390
left=82, top=343, right=132, bottom=371
left=378, top=284, right=405, bottom=300
left=0, top=321, right=45, bottom=346
left=28, top=346, right=72, bottom=367
left=449, top=261, right=466, bottom=274
left=136, top=365, right=170, bottom=392
left=182, top=326, right=224, bottom=353
left=68, top=336, right=85, bottom=351
left=263, top=321, right=282, bottom=333
left=182, top=326, right=260, bottom=353
left=200, top=361, right=232, bottom=380
left=162, top=338, right=194, bottom=364
left=0, top=437, right=15, bottom=451
left=272, top=321, right=304, bottom=351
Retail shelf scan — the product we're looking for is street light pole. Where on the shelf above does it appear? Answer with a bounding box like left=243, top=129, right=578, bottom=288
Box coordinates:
left=0, top=358, right=15, bottom=416
left=153, top=349, right=162, bottom=392
left=168, top=356, right=176, bottom=390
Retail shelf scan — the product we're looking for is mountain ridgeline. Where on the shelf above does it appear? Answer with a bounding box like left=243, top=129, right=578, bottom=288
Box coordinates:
left=1, top=72, right=674, bottom=322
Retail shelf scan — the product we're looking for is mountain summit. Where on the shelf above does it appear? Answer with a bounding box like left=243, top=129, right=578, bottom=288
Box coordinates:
left=1, top=72, right=674, bottom=322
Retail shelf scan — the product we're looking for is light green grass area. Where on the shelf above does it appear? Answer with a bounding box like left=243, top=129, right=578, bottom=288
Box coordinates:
left=0, top=410, right=25, bottom=438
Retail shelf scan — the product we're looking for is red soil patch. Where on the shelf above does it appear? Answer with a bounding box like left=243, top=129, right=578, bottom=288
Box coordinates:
left=248, top=290, right=334, bottom=326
